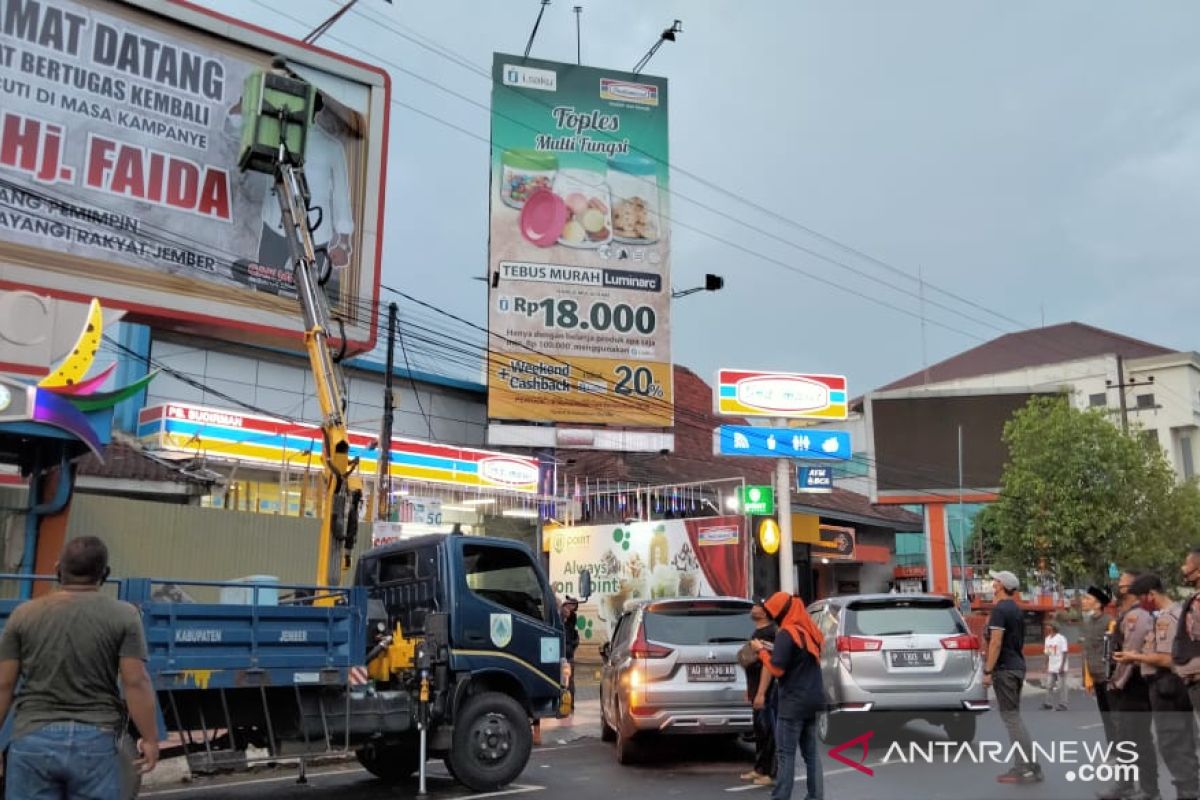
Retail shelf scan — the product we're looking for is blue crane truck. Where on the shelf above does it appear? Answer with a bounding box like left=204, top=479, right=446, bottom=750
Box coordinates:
left=0, top=531, right=572, bottom=796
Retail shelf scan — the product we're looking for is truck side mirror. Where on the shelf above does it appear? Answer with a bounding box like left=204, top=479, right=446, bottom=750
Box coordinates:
left=579, top=570, right=593, bottom=602
left=599, top=641, right=611, bottom=662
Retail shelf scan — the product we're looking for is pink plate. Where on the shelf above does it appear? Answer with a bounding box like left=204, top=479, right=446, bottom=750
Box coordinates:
left=519, top=189, right=567, bottom=248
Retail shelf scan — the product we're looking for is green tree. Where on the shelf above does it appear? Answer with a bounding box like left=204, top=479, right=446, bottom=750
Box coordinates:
left=979, top=395, right=1200, bottom=588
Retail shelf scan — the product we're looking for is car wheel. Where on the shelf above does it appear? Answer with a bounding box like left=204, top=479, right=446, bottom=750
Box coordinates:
left=600, top=703, right=617, bottom=743
left=817, top=708, right=857, bottom=744
left=446, top=691, right=533, bottom=792
left=614, top=701, right=639, bottom=765
left=943, top=714, right=977, bottom=742
left=615, top=724, right=639, bottom=765
left=356, top=737, right=422, bottom=782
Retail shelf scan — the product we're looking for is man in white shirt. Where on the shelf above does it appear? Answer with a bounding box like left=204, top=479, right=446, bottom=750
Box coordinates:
left=1042, top=621, right=1070, bottom=711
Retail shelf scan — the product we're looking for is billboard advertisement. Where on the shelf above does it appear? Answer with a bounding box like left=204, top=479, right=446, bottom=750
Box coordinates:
left=487, top=54, right=671, bottom=427
left=547, top=516, right=746, bottom=640
left=867, top=389, right=1060, bottom=499
left=0, top=0, right=388, bottom=352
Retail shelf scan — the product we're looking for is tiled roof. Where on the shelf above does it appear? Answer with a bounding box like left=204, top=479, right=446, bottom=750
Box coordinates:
left=876, top=322, right=1173, bottom=394
left=75, top=440, right=217, bottom=486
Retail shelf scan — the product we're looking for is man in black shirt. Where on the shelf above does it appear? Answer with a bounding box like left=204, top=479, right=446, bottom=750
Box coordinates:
left=740, top=602, right=778, bottom=785
left=752, top=592, right=825, bottom=800
left=984, top=570, right=1042, bottom=784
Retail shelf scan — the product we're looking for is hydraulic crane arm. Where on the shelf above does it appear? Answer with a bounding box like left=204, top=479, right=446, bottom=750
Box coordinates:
left=238, top=61, right=362, bottom=589
left=274, top=162, right=362, bottom=588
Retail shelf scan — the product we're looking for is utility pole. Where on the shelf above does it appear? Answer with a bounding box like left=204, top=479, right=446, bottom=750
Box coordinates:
left=574, top=6, right=582, bottom=65
left=957, top=424, right=968, bottom=616
left=1115, top=355, right=1128, bottom=434
left=377, top=302, right=398, bottom=520
left=1106, top=355, right=1155, bottom=435
left=776, top=429, right=794, bottom=594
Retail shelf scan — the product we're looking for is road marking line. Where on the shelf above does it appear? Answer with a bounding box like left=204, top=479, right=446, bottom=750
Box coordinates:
left=141, top=768, right=367, bottom=796
left=1077, top=723, right=1105, bottom=730
left=536, top=743, right=591, bottom=752
left=142, top=766, right=542, bottom=798
left=723, top=759, right=897, bottom=792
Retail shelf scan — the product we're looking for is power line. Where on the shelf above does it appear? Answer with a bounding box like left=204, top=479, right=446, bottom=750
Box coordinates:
left=332, top=0, right=1035, bottom=332
left=245, top=0, right=1014, bottom=343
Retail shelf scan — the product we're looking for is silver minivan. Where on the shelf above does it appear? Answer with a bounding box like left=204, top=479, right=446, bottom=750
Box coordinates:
left=808, top=594, right=989, bottom=743
left=599, top=597, right=754, bottom=764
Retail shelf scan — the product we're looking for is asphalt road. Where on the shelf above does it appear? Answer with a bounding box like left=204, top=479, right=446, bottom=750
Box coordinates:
left=142, top=685, right=1158, bottom=800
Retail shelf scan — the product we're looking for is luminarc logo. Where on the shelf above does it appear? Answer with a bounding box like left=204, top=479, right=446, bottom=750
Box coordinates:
left=828, top=731, right=875, bottom=776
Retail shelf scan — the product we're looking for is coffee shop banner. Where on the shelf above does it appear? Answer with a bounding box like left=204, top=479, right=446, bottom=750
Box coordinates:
left=548, top=516, right=746, bottom=639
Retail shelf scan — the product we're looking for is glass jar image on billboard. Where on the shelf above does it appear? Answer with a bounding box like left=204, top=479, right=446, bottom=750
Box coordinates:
left=607, top=154, right=660, bottom=245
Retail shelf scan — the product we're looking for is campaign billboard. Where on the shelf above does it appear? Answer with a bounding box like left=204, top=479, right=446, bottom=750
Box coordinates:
left=0, top=0, right=388, bottom=353
left=487, top=55, right=671, bottom=427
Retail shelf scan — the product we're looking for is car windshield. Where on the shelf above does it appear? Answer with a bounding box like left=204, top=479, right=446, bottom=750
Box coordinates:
left=642, top=602, right=753, bottom=646
left=846, top=601, right=965, bottom=636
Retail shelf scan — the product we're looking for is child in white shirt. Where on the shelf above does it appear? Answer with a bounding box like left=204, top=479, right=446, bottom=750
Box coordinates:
left=1042, top=622, right=1070, bottom=710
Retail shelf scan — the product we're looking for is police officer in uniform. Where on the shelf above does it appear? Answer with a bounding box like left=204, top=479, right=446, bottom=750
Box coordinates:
left=1082, top=585, right=1117, bottom=744
left=1116, top=574, right=1198, bottom=800
left=1099, top=570, right=1160, bottom=800
left=1174, top=548, right=1200, bottom=726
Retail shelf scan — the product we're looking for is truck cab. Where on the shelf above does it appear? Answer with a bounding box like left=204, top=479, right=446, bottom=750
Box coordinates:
left=352, top=531, right=568, bottom=790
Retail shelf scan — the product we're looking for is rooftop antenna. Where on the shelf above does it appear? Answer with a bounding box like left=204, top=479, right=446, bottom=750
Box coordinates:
left=524, top=0, right=551, bottom=59
left=633, top=19, right=682, bottom=74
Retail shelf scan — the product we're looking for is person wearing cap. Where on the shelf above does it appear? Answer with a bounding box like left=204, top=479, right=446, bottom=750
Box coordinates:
left=1080, top=584, right=1117, bottom=744
left=750, top=592, right=825, bottom=800
left=1098, top=570, right=1159, bottom=800
left=1174, top=548, right=1200, bottom=725
left=1115, top=573, right=1198, bottom=800
left=984, top=570, right=1043, bottom=784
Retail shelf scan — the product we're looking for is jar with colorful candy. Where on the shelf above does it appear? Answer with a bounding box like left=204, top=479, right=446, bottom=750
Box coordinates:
left=500, top=150, right=558, bottom=209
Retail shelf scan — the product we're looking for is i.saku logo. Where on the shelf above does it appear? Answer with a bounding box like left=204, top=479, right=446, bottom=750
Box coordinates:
left=828, top=730, right=875, bottom=776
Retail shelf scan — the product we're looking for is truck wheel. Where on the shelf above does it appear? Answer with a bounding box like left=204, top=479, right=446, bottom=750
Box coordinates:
left=447, top=691, right=532, bottom=792
left=356, top=738, right=421, bottom=782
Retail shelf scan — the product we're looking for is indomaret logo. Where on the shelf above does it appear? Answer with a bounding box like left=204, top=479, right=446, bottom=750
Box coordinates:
left=830, top=731, right=1140, bottom=784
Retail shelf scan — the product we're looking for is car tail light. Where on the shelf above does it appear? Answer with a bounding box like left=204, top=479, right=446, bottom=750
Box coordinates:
left=630, top=625, right=673, bottom=659
left=836, top=635, right=883, bottom=652
left=940, top=634, right=980, bottom=651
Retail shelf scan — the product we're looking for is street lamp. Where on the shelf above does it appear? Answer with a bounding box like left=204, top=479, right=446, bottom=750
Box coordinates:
left=633, top=20, right=683, bottom=75
left=671, top=273, right=724, bottom=300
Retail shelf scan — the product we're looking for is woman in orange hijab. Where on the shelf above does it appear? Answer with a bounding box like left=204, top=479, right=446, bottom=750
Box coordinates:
left=750, top=592, right=825, bottom=800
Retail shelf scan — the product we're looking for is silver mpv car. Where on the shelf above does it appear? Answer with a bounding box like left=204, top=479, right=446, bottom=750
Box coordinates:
left=599, top=597, right=754, bottom=764
left=808, top=594, right=989, bottom=743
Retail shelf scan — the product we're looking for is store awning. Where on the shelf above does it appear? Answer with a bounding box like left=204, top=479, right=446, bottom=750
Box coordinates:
left=137, top=402, right=539, bottom=494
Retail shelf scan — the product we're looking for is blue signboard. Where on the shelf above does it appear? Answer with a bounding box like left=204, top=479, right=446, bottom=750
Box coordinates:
left=713, top=425, right=851, bottom=461
left=798, top=466, right=834, bottom=493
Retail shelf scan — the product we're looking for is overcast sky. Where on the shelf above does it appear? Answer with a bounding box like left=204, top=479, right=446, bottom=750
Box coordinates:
left=197, top=0, right=1200, bottom=395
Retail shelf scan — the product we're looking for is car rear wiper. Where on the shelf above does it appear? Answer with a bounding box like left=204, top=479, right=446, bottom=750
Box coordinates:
left=875, top=630, right=914, bottom=636
left=706, top=636, right=747, bottom=643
